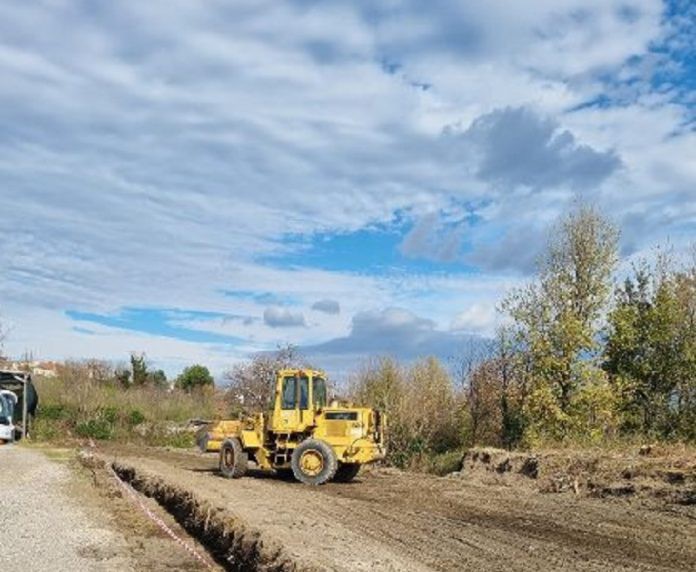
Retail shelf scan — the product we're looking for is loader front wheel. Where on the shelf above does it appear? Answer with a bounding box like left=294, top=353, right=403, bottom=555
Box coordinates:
left=219, top=438, right=248, bottom=479
left=291, top=439, right=337, bottom=485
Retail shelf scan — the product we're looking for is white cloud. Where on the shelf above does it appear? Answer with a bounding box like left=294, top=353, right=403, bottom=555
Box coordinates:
left=263, top=307, right=306, bottom=328
left=311, top=299, right=341, bottom=315
left=0, top=0, right=692, bottom=375
left=450, top=305, right=499, bottom=334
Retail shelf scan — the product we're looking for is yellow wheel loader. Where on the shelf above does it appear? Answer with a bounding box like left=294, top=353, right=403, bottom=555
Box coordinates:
left=200, top=369, right=386, bottom=485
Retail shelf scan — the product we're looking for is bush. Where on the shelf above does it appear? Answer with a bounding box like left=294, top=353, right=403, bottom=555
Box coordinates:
left=39, top=404, right=68, bottom=420
left=127, top=408, right=146, bottom=427
left=426, top=450, right=465, bottom=476
left=75, top=418, right=113, bottom=440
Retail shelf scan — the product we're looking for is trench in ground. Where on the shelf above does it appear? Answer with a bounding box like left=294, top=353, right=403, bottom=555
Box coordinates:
left=111, top=462, right=303, bottom=572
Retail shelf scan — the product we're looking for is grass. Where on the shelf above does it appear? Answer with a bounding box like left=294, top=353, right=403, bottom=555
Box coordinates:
left=32, top=374, right=221, bottom=448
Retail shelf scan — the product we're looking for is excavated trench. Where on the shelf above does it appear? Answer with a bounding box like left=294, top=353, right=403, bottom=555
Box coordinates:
left=111, top=462, right=304, bottom=572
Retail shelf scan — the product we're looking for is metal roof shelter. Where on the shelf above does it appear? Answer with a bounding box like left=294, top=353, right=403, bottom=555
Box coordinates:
left=0, top=370, right=38, bottom=440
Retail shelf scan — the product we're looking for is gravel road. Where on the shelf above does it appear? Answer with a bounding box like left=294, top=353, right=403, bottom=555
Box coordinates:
left=0, top=445, right=134, bottom=572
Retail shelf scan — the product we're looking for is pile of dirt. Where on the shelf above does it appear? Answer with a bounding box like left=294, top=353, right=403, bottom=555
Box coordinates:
left=453, top=446, right=696, bottom=507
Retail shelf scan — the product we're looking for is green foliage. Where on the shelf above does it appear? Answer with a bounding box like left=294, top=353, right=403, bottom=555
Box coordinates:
left=502, top=205, right=619, bottom=441
left=425, top=449, right=465, bottom=476
left=75, top=417, right=114, bottom=440
left=39, top=404, right=67, bottom=420
left=127, top=408, right=146, bottom=426
left=149, top=369, right=168, bottom=388
left=604, top=259, right=696, bottom=439
left=101, top=406, right=119, bottom=424
left=176, top=364, right=214, bottom=392
left=130, top=353, right=149, bottom=386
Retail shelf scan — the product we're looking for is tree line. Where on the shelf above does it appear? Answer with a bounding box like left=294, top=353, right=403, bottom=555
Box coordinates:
left=347, top=206, right=694, bottom=467
left=3, top=204, right=693, bottom=464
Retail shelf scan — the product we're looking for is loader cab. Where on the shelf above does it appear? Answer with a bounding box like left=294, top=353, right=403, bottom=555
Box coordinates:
left=271, top=369, right=327, bottom=433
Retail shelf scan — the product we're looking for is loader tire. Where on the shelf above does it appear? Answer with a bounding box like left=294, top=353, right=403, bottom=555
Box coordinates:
left=333, top=462, right=360, bottom=483
left=291, top=439, right=337, bottom=485
left=219, top=438, right=248, bottom=479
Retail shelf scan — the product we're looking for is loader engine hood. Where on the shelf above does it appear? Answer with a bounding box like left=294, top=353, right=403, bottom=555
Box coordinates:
left=318, top=407, right=386, bottom=463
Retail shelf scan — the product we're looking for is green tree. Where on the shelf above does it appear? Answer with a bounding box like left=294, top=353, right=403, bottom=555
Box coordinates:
left=604, top=257, right=696, bottom=438
left=130, top=353, right=149, bottom=386
left=503, top=205, right=619, bottom=442
left=176, top=364, right=214, bottom=392
left=149, top=369, right=168, bottom=388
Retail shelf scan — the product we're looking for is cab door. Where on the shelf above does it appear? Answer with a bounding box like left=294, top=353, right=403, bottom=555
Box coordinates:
left=272, top=374, right=302, bottom=432
left=271, top=373, right=316, bottom=433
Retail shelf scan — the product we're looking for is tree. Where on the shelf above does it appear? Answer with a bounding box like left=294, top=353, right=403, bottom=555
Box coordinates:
left=503, top=205, right=619, bottom=441
left=149, top=369, right=168, bottom=389
left=176, top=364, right=214, bottom=392
left=350, top=356, right=463, bottom=467
left=604, top=256, right=696, bottom=438
left=463, top=328, right=529, bottom=449
left=130, top=353, right=149, bottom=386
left=224, top=344, right=304, bottom=412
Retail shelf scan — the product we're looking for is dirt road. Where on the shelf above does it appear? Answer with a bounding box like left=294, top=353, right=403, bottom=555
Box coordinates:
left=106, top=447, right=696, bottom=572
left=0, top=445, right=220, bottom=572
left=0, top=446, right=135, bottom=571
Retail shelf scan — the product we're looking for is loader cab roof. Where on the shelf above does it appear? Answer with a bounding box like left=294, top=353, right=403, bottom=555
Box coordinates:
left=277, top=368, right=326, bottom=377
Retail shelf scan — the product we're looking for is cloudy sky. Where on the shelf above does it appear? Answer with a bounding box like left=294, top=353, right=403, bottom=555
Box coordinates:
left=1, top=0, right=694, bottom=378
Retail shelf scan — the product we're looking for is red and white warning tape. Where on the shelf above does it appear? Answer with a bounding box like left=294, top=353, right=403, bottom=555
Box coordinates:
left=108, top=465, right=217, bottom=570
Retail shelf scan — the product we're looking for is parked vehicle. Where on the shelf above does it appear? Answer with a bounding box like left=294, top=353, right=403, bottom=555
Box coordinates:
left=0, top=390, right=17, bottom=443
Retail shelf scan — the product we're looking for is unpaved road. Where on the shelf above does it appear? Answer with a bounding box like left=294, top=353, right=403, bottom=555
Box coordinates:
left=0, top=445, right=134, bottom=571
left=107, top=447, right=696, bottom=572
left=0, top=445, right=218, bottom=572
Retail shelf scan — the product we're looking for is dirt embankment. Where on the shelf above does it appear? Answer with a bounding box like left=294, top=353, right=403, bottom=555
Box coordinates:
left=96, top=445, right=696, bottom=572
left=455, top=446, right=696, bottom=507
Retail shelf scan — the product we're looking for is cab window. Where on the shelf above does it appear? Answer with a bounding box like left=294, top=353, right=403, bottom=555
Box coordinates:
left=313, top=377, right=327, bottom=408
left=281, top=376, right=296, bottom=409
left=299, top=376, right=309, bottom=409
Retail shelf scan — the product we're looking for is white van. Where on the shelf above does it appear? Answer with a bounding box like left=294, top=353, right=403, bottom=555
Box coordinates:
left=0, top=390, right=17, bottom=443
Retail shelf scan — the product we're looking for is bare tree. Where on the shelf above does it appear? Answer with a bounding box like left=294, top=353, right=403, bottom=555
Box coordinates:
left=224, top=344, right=305, bottom=413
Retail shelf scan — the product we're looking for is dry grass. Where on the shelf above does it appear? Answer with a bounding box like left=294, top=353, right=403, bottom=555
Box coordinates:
left=32, top=373, right=222, bottom=447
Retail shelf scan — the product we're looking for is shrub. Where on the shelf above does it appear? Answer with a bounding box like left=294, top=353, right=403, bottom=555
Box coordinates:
left=75, top=418, right=113, bottom=440
left=127, top=408, right=146, bottom=427
left=426, top=450, right=465, bottom=476
left=39, top=404, right=68, bottom=420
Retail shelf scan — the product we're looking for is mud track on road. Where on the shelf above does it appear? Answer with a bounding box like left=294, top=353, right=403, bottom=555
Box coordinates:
left=102, top=447, right=696, bottom=571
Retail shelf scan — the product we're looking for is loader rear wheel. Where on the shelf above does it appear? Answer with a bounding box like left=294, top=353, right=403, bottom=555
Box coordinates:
left=333, top=463, right=361, bottom=483
left=219, top=438, right=248, bottom=479
left=291, top=439, right=337, bottom=485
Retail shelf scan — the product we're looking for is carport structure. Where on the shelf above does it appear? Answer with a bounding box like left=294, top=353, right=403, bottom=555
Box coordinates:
left=0, top=370, right=38, bottom=440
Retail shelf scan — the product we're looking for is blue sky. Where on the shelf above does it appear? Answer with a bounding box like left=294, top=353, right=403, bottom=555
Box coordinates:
left=0, top=0, right=694, bottom=378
